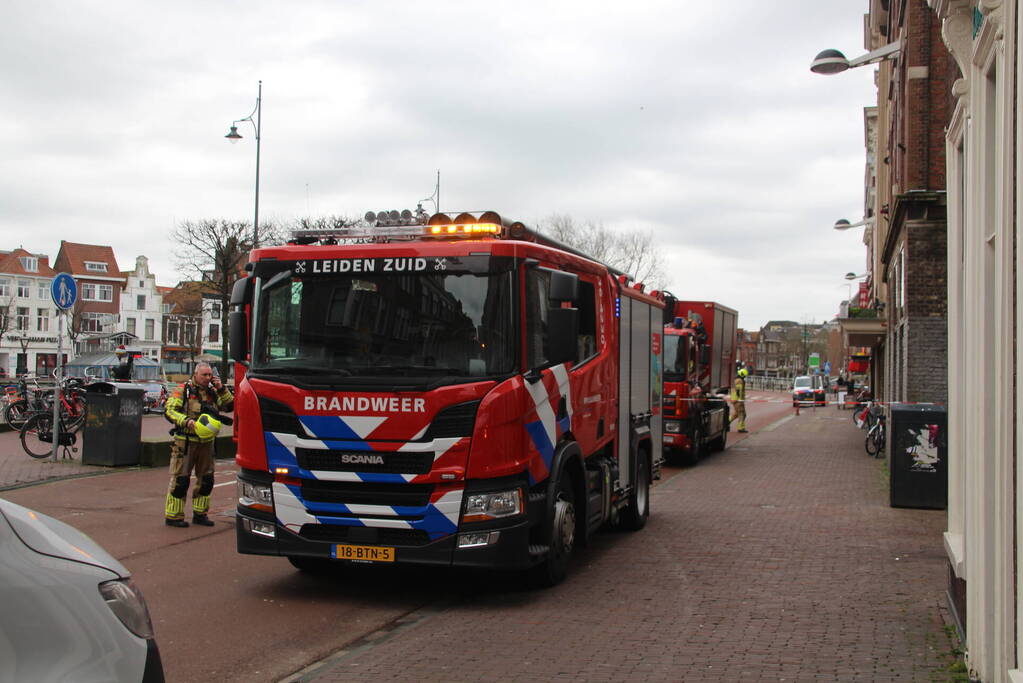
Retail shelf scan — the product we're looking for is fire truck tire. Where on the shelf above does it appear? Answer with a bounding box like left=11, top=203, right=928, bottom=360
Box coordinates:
left=287, top=556, right=335, bottom=573
left=619, top=450, right=649, bottom=531
left=531, top=475, right=576, bottom=587
left=709, top=425, right=727, bottom=452
left=681, top=425, right=701, bottom=466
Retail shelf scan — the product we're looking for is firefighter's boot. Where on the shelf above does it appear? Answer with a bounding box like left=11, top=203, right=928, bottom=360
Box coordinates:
left=192, top=513, right=215, bottom=526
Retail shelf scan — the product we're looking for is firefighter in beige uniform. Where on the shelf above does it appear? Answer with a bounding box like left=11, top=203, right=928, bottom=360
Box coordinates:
left=163, top=364, right=233, bottom=527
left=729, top=367, right=749, bottom=433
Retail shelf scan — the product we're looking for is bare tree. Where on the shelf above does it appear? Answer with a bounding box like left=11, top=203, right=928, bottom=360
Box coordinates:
left=0, top=295, right=14, bottom=350
left=292, top=214, right=361, bottom=233
left=536, top=214, right=666, bottom=288
left=172, top=219, right=252, bottom=378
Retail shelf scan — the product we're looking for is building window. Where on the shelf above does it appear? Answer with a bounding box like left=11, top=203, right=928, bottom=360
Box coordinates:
left=161, top=303, right=172, bottom=314
left=84, top=261, right=108, bottom=272
left=166, top=319, right=179, bottom=345
left=17, top=280, right=30, bottom=298
left=139, top=280, right=144, bottom=288
left=81, top=283, right=113, bottom=302
left=36, top=308, right=48, bottom=332
left=16, top=307, right=29, bottom=330
left=126, top=318, right=136, bottom=335
left=145, top=319, right=154, bottom=340
left=37, top=281, right=48, bottom=299
left=137, top=294, right=146, bottom=310
left=19, top=256, right=38, bottom=272
left=210, top=302, right=222, bottom=318
left=208, top=324, right=220, bottom=343
left=0, top=279, right=8, bottom=297
left=81, top=312, right=107, bottom=333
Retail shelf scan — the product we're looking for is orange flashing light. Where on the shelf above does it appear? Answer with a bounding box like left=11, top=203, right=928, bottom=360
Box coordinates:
left=428, top=223, right=502, bottom=237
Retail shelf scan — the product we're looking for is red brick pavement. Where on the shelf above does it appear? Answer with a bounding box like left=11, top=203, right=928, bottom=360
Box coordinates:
left=0, top=414, right=218, bottom=490
left=294, top=405, right=957, bottom=682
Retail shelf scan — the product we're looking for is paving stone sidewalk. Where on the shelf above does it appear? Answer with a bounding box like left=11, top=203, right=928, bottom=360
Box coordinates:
left=297, top=407, right=958, bottom=682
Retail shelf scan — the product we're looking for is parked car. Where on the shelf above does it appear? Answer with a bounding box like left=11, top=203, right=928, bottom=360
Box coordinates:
left=0, top=498, right=165, bottom=682
left=792, top=375, right=826, bottom=406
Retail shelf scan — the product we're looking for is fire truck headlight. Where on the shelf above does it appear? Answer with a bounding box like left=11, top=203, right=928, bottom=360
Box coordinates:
left=238, top=480, right=273, bottom=513
left=665, top=421, right=681, bottom=434
left=462, top=488, right=523, bottom=523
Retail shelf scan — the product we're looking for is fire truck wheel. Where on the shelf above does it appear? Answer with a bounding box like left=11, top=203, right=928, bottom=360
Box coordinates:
left=620, top=451, right=650, bottom=531
left=682, top=425, right=701, bottom=467
left=531, top=476, right=576, bottom=587
left=709, top=425, right=727, bottom=452
left=287, top=555, right=335, bottom=573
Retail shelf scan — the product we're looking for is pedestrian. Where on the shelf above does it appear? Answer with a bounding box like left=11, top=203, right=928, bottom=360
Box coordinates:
left=163, top=363, right=233, bottom=527
left=730, top=367, right=748, bottom=433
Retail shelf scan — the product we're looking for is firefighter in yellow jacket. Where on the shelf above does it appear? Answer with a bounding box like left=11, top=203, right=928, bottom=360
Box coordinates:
left=730, top=367, right=749, bottom=433
left=163, top=363, right=233, bottom=527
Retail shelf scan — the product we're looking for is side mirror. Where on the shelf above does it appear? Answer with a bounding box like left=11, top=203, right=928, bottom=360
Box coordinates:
left=548, top=270, right=578, bottom=303
left=229, top=310, right=248, bottom=364
left=547, top=307, right=579, bottom=365
left=231, top=276, right=253, bottom=307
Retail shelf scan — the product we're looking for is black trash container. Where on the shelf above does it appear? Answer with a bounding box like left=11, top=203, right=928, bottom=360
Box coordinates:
left=82, top=381, right=145, bottom=466
left=888, top=403, right=947, bottom=509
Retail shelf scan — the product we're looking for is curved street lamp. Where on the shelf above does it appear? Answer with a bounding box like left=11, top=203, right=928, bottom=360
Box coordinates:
left=810, top=39, right=902, bottom=75
left=225, top=80, right=262, bottom=249
left=834, top=217, right=876, bottom=231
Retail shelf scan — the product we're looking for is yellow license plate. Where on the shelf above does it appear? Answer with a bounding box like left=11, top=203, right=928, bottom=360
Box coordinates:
left=333, top=544, right=395, bottom=562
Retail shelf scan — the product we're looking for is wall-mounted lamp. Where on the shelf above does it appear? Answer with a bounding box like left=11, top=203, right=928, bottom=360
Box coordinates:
left=834, top=217, right=876, bottom=231
left=845, top=272, right=868, bottom=281
left=810, top=39, right=902, bottom=75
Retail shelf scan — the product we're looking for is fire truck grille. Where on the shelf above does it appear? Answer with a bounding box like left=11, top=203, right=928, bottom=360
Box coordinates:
left=300, top=480, right=433, bottom=508
left=298, top=524, right=432, bottom=547
left=424, top=400, right=479, bottom=439
left=296, top=449, right=433, bottom=474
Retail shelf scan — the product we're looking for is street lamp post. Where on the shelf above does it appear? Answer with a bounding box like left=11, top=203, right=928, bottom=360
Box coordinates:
left=225, top=80, right=262, bottom=249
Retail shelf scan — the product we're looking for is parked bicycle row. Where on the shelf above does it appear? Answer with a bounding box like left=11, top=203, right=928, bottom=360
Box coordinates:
left=1, top=375, right=168, bottom=427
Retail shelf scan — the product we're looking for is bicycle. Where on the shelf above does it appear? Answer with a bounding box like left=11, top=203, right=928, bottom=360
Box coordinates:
left=21, top=411, right=78, bottom=459
left=864, top=407, right=886, bottom=457
left=3, top=378, right=46, bottom=429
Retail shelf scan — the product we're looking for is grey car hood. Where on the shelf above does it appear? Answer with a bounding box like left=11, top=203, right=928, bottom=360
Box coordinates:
left=0, top=498, right=127, bottom=578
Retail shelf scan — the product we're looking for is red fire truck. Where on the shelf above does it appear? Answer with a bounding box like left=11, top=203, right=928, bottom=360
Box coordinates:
left=227, top=210, right=664, bottom=585
left=661, top=299, right=737, bottom=465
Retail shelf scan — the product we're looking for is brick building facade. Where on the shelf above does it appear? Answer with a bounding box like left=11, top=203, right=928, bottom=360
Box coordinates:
left=872, top=1, right=951, bottom=407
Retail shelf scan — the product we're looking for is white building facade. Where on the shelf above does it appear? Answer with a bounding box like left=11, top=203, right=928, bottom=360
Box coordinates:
left=0, top=249, right=71, bottom=378
left=119, top=256, right=163, bottom=363
left=931, top=1, right=1023, bottom=680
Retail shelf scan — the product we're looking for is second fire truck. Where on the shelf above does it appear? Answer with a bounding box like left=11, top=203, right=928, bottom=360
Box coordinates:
left=661, top=299, right=738, bottom=465
left=227, top=210, right=663, bottom=585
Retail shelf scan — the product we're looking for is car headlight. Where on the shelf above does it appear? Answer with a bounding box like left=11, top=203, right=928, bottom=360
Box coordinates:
left=664, top=421, right=681, bottom=433
left=99, top=578, right=155, bottom=639
left=462, top=489, right=523, bottom=523
left=238, top=480, right=273, bottom=513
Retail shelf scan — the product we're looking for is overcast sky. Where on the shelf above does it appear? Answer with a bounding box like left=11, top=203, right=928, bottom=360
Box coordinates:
left=2, top=1, right=878, bottom=330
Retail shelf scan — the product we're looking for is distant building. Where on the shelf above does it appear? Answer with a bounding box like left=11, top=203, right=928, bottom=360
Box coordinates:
left=0, top=248, right=68, bottom=377
left=53, top=241, right=123, bottom=354
left=118, top=256, right=163, bottom=364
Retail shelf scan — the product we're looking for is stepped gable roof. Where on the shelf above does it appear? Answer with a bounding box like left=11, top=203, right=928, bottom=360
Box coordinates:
left=0, top=248, right=56, bottom=277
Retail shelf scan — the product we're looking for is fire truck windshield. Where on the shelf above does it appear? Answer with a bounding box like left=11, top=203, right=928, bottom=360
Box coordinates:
left=249, top=267, right=516, bottom=385
left=663, top=333, right=690, bottom=379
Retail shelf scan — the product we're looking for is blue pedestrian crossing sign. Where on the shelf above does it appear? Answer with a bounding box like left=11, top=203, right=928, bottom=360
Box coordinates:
left=51, top=273, right=77, bottom=310
left=824, top=361, right=832, bottom=375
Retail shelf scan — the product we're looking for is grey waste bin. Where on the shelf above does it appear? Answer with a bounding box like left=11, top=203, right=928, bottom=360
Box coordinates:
left=82, top=381, right=145, bottom=466
left=889, top=403, right=947, bottom=509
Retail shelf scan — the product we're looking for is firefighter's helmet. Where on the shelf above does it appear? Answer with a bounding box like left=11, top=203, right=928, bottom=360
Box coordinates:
left=193, top=413, right=223, bottom=440
left=738, top=368, right=749, bottom=378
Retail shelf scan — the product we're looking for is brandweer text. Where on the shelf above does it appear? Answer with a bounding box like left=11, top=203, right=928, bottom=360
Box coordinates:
left=304, top=396, right=427, bottom=413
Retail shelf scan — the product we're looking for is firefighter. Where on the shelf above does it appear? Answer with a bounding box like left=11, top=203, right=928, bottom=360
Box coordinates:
left=163, top=363, right=233, bottom=527
left=730, top=367, right=749, bottom=433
